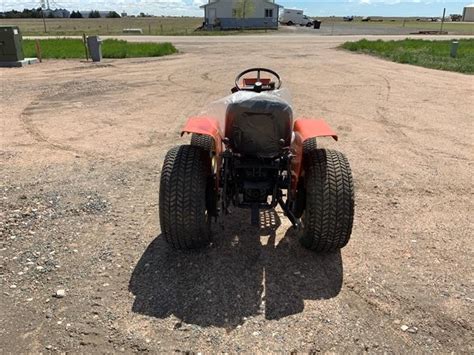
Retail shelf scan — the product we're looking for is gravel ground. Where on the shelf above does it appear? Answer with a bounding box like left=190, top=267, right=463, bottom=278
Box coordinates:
left=1, top=35, right=473, bottom=353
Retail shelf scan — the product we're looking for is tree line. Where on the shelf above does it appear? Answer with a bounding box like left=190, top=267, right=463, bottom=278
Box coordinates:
left=0, top=8, right=121, bottom=19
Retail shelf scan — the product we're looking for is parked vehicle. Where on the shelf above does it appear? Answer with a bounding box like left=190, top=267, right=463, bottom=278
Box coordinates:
left=159, top=68, right=355, bottom=252
left=280, top=9, right=313, bottom=26
left=343, top=15, right=354, bottom=21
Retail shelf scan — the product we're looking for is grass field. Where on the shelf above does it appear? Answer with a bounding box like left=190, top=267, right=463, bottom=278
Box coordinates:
left=1, top=17, right=202, bottom=36
left=1, top=17, right=473, bottom=36
left=22, top=38, right=177, bottom=59
left=319, top=17, right=474, bottom=34
left=341, top=38, right=474, bottom=73
left=0, top=18, right=270, bottom=36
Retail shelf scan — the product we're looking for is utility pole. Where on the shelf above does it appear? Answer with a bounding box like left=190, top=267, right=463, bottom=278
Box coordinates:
left=440, top=8, right=446, bottom=34
left=40, top=0, right=47, bottom=33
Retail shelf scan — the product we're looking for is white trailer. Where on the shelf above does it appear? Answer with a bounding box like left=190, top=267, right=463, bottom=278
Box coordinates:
left=280, top=9, right=312, bottom=26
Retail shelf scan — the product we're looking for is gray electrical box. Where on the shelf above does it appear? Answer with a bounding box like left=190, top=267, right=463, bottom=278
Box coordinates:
left=87, top=36, right=102, bottom=62
left=0, top=26, right=24, bottom=62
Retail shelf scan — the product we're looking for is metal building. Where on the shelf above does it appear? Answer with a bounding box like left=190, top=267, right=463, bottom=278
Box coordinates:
left=462, top=4, right=474, bottom=21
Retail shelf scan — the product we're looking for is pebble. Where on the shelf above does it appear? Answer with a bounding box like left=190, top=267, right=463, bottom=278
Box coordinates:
left=10, top=284, right=17, bottom=289
left=400, top=325, right=409, bottom=332
left=252, top=331, right=260, bottom=336
left=407, top=327, right=418, bottom=334
left=55, top=289, right=66, bottom=298
left=36, top=266, right=44, bottom=271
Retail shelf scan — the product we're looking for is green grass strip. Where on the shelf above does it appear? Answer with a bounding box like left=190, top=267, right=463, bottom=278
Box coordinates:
left=23, top=38, right=177, bottom=59
left=341, top=38, right=474, bottom=74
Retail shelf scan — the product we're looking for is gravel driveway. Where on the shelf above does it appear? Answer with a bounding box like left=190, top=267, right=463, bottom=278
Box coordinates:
left=1, top=35, right=473, bottom=352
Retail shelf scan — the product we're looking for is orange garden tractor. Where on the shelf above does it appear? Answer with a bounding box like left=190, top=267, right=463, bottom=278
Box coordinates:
left=159, top=68, right=354, bottom=252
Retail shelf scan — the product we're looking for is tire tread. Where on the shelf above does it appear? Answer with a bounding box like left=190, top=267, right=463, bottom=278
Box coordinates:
left=300, top=149, right=354, bottom=252
left=159, top=145, right=211, bottom=249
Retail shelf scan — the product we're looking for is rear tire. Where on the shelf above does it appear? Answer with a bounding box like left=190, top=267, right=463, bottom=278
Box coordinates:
left=299, top=149, right=354, bottom=252
left=159, top=145, right=212, bottom=249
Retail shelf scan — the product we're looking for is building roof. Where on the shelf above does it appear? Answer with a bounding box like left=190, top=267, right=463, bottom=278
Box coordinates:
left=201, top=0, right=282, bottom=8
left=464, top=3, right=474, bottom=7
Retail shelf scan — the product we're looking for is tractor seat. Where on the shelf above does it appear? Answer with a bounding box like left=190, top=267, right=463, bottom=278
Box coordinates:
left=225, top=95, right=293, bottom=158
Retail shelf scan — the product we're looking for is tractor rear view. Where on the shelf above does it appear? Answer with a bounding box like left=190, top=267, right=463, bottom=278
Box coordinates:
left=159, top=68, right=354, bottom=252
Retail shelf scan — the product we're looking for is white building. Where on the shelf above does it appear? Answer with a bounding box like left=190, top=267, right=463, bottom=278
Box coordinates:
left=201, top=0, right=282, bottom=30
left=462, top=4, right=474, bottom=21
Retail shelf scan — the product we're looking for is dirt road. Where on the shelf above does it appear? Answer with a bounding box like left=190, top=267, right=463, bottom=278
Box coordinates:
left=1, top=35, right=473, bottom=352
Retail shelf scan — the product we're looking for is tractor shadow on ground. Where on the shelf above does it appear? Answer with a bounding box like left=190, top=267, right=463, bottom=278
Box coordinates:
left=128, top=209, right=343, bottom=329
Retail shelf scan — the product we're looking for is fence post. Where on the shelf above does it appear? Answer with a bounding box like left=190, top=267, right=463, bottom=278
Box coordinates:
left=450, top=40, right=459, bottom=58
left=82, top=33, right=89, bottom=61
left=35, top=39, right=42, bottom=62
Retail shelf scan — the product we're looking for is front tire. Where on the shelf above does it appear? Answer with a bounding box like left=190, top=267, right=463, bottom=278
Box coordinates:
left=299, top=149, right=354, bottom=252
left=159, top=145, right=212, bottom=249
left=190, top=133, right=214, bottom=152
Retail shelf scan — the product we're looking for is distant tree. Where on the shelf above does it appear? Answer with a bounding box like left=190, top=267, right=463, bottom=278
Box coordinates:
left=234, top=0, right=255, bottom=19
left=106, top=11, right=120, bottom=18
left=2, top=8, right=44, bottom=18
left=70, top=11, right=83, bottom=18
left=34, top=7, right=43, bottom=18
left=47, top=11, right=55, bottom=18
left=6, top=10, right=21, bottom=18
left=88, top=10, right=101, bottom=18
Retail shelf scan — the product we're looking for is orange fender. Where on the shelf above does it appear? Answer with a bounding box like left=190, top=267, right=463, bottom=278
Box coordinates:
left=181, top=116, right=223, bottom=189
left=181, top=116, right=223, bottom=155
left=293, top=118, right=338, bottom=142
left=290, top=119, right=338, bottom=194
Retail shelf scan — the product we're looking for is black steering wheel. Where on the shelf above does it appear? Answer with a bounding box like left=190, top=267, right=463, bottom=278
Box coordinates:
left=234, top=68, right=282, bottom=92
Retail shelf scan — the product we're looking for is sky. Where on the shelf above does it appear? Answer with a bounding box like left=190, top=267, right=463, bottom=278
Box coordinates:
left=2, top=0, right=472, bottom=17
